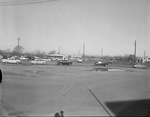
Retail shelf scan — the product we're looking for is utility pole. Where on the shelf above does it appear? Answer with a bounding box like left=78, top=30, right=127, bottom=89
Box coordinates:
left=134, top=40, right=136, bottom=63
left=78, top=51, right=80, bottom=56
left=17, top=37, right=20, bottom=55
left=58, top=46, right=60, bottom=55
left=83, top=43, right=85, bottom=62
left=101, top=48, right=103, bottom=60
left=144, top=50, right=146, bottom=63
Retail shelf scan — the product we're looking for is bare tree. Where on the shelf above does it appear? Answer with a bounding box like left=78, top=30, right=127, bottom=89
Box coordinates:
left=48, top=50, right=56, bottom=55
left=13, top=45, right=24, bottom=54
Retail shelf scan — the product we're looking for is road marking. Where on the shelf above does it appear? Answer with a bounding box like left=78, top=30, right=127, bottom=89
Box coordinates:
left=88, top=89, right=113, bottom=117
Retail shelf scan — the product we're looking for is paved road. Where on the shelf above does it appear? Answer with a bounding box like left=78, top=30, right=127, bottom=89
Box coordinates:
left=0, top=64, right=150, bottom=116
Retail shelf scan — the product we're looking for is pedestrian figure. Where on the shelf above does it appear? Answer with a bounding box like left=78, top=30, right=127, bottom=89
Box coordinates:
left=60, top=110, right=64, bottom=117
left=54, top=112, right=60, bottom=117
left=0, top=69, right=2, bottom=117
left=0, top=69, right=2, bottom=84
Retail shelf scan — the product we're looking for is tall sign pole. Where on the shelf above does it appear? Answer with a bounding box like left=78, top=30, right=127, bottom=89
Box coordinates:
left=144, top=50, right=146, bottom=63
left=17, top=38, right=20, bottom=55
left=134, top=40, right=136, bottom=63
left=83, top=43, right=85, bottom=62
left=58, top=46, right=60, bottom=55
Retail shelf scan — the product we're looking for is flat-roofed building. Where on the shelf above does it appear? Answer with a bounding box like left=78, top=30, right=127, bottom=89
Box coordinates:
left=48, top=54, right=64, bottom=60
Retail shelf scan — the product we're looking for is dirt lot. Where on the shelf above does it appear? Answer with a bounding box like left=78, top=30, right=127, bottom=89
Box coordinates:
left=0, top=61, right=150, bottom=116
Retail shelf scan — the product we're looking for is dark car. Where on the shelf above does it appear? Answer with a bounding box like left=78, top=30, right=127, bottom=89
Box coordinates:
left=57, top=60, right=72, bottom=65
left=94, top=61, right=109, bottom=66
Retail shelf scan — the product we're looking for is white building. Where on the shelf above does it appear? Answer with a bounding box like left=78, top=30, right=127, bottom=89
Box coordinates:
left=48, top=54, right=64, bottom=60
left=142, top=57, right=150, bottom=63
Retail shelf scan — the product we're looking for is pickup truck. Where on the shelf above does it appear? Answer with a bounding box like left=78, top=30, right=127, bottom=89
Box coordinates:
left=2, top=58, right=21, bottom=64
left=57, top=60, right=72, bottom=65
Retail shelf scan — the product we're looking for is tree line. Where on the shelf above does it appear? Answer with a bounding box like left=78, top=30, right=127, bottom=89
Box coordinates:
left=0, top=45, right=58, bottom=58
left=0, top=45, right=137, bottom=62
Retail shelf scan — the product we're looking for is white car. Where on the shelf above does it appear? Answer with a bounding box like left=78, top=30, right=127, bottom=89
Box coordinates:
left=133, top=64, right=146, bottom=69
left=31, top=59, right=47, bottom=65
left=2, top=58, right=21, bottom=64
left=20, top=57, right=29, bottom=60
left=77, top=58, right=83, bottom=63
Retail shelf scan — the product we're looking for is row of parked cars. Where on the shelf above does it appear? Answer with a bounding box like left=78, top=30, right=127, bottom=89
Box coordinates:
left=1, top=58, right=147, bottom=68
left=2, top=58, right=47, bottom=65
left=1, top=58, right=73, bottom=65
left=94, top=60, right=147, bottom=69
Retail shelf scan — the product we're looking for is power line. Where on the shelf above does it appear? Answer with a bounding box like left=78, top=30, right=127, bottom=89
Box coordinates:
left=0, top=0, right=59, bottom=6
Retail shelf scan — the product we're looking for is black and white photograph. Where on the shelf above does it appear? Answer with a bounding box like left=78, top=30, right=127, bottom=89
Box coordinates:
left=0, top=0, right=150, bottom=116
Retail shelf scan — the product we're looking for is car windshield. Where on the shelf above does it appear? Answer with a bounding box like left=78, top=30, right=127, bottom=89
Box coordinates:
left=0, top=0, right=149, bottom=117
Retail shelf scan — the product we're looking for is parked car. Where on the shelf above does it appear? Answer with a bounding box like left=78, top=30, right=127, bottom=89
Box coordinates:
left=31, top=59, right=47, bottom=65
left=94, top=61, right=109, bottom=66
left=2, top=58, right=21, bottom=64
left=133, top=64, right=146, bottom=69
left=20, top=57, right=29, bottom=60
left=57, top=60, right=72, bottom=65
left=77, top=58, right=83, bottom=63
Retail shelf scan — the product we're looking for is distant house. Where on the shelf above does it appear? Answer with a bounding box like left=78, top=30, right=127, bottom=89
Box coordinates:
left=70, top=54, right=82, bottom=60
left=20, top=56, right=29, bottom=60
left=147, top=58, right=150, bottom=62
left=11, top=56, right=19, bottom=60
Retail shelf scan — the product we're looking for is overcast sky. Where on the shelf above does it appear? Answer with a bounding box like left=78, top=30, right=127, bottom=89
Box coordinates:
left=0, top=0, right=149, bottom=56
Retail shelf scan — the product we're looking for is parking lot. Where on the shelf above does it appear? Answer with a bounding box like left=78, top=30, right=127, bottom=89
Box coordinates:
left=0, top=61, right=150, bottom=116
